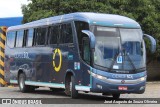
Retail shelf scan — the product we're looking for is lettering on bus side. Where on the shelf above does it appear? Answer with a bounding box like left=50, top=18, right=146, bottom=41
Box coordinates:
left=14, top=52, right=29, bottom=59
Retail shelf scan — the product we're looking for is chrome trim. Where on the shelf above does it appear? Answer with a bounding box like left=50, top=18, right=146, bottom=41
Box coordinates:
left=88, top=70, right=146, bottom=84
left=101, top=76, right=147, bottom=84
left=25, top=81, right=65, bottom=88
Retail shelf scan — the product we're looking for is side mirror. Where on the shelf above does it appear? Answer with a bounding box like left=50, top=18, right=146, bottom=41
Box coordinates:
left=143, top=34, right=156, bottom=53
left=82, top=30, right=96, bottom=49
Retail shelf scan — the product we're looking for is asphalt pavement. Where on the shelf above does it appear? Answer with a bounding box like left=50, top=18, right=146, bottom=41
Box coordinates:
left=0, top=82, right=159, bottom=107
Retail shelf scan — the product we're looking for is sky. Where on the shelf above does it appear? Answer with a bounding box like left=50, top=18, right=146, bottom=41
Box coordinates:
left=0, top=0, right=29, bottom=18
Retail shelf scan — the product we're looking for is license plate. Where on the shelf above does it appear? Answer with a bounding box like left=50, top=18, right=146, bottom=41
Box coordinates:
left=118, top=86, right=128, bottom=90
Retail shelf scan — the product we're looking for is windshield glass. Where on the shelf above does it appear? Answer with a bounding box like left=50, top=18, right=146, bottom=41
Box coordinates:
left=119, top=29, right=145, bottom=71
left=93, top=26, right=146, bottom=72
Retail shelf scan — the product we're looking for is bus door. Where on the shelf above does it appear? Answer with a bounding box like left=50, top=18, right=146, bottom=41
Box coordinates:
left=81, top=37, right=91, bottom=86
left=82, top=37, right=90, bottom=64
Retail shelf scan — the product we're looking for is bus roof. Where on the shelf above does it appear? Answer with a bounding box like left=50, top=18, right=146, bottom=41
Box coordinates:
left=8, top=12, right=141, bottom=31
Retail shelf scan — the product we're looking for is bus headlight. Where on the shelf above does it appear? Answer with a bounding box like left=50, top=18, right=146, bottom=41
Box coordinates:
left=88, top=70, right=107, bottom=81
left=140, top=76, right=146, bottom=81
left=96, top=75, right=107, bottom=80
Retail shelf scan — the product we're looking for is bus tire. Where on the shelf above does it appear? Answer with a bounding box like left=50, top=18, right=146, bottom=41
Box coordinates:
left=112, top=94, right=120, bottom=99
left=70, top=76, right=78, bottom=99
left=65, top=75, right=71, bottom=96
left=18, top=73, right=35, bottom=93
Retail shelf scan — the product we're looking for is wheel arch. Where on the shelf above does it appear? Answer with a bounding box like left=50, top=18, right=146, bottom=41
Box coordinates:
left=65, top=69, right=75, bottom=84
left=17, top=69, right=25, bottom=82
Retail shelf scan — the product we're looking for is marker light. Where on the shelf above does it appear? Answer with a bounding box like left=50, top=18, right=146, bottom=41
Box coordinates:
left=88, top=70, right=107, bottom=81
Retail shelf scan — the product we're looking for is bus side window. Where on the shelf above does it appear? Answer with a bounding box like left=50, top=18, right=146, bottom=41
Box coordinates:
left=26, top=28, right=34, bottom=47
left=35, top=27, right=47, bottom=46
left=49, top=25, right=58, bottom=44
left=16, top=30, right=24, bottom=47
left=7, top=31, right=16, bottom=48
left=23, top=30, right=27, bottom=47
left=61, top=23, right=73, bottom=43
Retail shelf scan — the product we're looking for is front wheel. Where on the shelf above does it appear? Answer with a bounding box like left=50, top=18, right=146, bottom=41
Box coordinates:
left=70, top=76, right=78, bottom=98
left=65, top=75, right=78, bottom=98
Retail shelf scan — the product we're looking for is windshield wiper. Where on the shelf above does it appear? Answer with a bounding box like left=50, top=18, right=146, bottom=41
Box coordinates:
left=109, top=49, right=137, bottom=72
left=123, top=49, right=137, bottom=72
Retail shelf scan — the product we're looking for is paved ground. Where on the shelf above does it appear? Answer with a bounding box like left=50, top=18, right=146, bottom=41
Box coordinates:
left=0, top=82, right=160, bottom=107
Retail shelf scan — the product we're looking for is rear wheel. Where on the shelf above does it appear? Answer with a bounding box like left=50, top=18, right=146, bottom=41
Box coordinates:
left=18, top=73, right=35, bottom=92
left=112, top=94, right=120, bottom=99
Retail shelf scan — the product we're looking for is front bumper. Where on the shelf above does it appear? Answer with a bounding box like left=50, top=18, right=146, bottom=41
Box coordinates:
left=90, top=77, right=146, bottom=94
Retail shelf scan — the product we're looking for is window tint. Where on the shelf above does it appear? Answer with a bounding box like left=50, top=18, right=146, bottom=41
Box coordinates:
left=7, top=31, right=16, bottom=48
left=16, top=30, right=24, bottom=47
left=23, top=30, right=27, bottom=47
left=27, top=29, right=34, bottom=47
left=35, top=27, right=47, bottom=45
left=49, top=26, right=59, bottom=44
left=49, top=23, right=73, bottom=44
left=75, top=21, right=89, bottom=59
left=83, top=37, right=90, bottom=64
left=60, top=23, right=73, bottom=43
left=75, top=21, right=89, bottom=43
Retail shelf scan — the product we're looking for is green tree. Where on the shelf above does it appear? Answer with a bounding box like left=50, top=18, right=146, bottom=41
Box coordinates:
left=22, top=0, right=160, bottom=59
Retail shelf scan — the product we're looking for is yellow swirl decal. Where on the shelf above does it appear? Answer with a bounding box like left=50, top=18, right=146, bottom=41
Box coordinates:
left=53, top=48, right=62, bottom=72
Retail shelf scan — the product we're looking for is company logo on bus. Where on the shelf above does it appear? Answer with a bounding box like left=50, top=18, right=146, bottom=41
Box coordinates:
left=53, top=48, right=62, bottom=72
left=14, top=52, right=29, bottom=59
left=121, top=80, right=125, bottom=84
left=112, top=74, right=133, bottom=79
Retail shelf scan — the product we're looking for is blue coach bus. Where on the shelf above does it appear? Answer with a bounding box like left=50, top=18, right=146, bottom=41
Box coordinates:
left=5, top=12, right=156, bottom=99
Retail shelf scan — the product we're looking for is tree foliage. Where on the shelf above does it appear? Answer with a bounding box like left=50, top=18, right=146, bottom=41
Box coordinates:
left=22, top=0, right=160, bottom=59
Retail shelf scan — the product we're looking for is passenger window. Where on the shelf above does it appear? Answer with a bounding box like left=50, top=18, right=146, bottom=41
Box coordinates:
left=61, top=23, right=73, bottom=43
left=16, top=30, right=24, bottom=47
left=23, top=30, right=27, bottom=47
left=7, top=31, right=16, bottom=48
left=49, top=26, right=59, bottom=44
left=27, top=29, right=34, bottom=47
left=35, top=27, right=47, bottom=45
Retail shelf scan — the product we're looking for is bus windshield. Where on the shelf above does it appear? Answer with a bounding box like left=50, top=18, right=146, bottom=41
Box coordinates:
left=93, top=26, right=146, bottom=72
